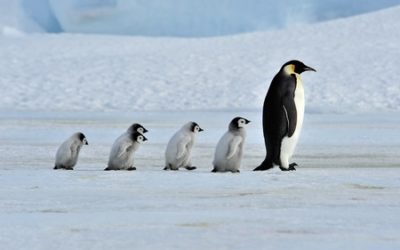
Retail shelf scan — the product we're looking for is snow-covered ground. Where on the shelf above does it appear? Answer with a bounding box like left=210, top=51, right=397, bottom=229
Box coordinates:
left=0, top=111, right=400, bottom=250
left=1, top=168, right=399, bottom=250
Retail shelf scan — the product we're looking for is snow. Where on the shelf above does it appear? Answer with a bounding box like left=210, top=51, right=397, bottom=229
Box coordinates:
left=1, top=6, right=400, bottom=113
left=1, top=168, right=399, bottom=250
left=1, top=2, right=400, bottom=249
left=0, top=111, right=400, bottom=249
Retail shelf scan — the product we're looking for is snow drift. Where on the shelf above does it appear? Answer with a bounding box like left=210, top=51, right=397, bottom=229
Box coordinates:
left=1, top=6, right=400, bottom=113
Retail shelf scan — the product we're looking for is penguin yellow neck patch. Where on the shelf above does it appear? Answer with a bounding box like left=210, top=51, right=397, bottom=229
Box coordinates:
left=283, top=64, right=296, bottom=75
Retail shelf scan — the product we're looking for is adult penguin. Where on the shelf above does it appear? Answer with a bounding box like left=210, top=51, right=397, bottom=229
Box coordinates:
left=254, top=60, right=316, bottom=171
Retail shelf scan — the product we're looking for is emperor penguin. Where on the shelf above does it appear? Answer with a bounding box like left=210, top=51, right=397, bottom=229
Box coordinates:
left=105, top=131, right=147, bottom=171
left=164, top=122, right=203, bottom=171
left=254, top=60, right=316, bottom=171
left=54, top=132, right=88, bottom=170
left=212, top=117, right=250, bottom=173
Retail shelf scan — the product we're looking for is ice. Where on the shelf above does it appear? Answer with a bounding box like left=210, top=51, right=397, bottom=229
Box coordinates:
left=18, top=0, right=400, bottom=36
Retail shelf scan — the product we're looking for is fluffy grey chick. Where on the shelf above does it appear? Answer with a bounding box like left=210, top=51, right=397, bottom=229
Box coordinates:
left=164, top=122, right=203, bottom=171
left=105, top=131, right=147, bottom=171
left=212, top=117, right=250, bottom=173
left=54, top=132, right=88, bottom=170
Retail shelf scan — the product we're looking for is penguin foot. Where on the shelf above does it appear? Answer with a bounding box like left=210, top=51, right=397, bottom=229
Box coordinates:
left=104, top=167, right=118, bottom=171
left=185, top=166, right=197, bottom=171
left=253, top=163, right=274, bottom=171
left=54, top=165, right=73, bottom=170
left=211, top=167, right=218, bottom=173
left=279, top=163, right=297, bottom=171
left=127, top=167, right=136, bottom=171
left=231, top=169, right=240, bottom=173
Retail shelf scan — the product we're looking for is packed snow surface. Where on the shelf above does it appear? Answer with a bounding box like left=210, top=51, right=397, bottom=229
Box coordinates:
left=0, top=110, right=400, bottom=250
left=1, top=6, right=400, bottom=113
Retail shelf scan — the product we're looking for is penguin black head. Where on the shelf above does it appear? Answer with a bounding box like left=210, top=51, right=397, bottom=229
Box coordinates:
left=190, top=122, right=204, bottom=133
left=281, top=60, right=316, bottom=74
left=77, top=132, right=88, bottom=145
left=131, top=131, right=148, bottom=143
left=229, top=117, right=251, bottom=131
left=128, top=123, right=148, bottom=134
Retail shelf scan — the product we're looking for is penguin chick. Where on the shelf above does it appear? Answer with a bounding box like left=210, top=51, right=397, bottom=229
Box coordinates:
left=164, top=122, right=203, bottom=171
left=212, top=117, right=250, bottom=173
left=127, top=123, right=148, bottom=134
left=105, top=131, right=147, bottom=171
left=254, top=60, right=316, bottom=171
left=54, top=132, right=88, bottom=170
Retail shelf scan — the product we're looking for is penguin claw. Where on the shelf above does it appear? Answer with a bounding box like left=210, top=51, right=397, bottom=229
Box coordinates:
left=127, top=167, right=136, bottom=171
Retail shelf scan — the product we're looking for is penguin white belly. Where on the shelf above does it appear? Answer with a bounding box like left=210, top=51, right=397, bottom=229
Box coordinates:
left=280, top=75, right=305, bottom=168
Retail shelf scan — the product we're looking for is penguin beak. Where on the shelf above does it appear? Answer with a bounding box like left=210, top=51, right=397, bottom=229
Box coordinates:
left=143, top=128, right=148, bottom=133
left=199, top=128, right=204, bottom=132
left=85, top=141, right=89, bottom=145
left=143, top=137, right=148, bottom=142
left=245, top=120, right=251, bottom=124
left=303, top=65, right=316, bottom=72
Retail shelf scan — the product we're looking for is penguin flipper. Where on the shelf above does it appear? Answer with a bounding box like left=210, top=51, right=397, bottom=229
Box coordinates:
left=282, top=93, right=297, bottom=137
left=117, top=141, right=133, bottom=158
left=226, top=136, right=242, bottom=159
left=176, top=137, right=191, bottom=159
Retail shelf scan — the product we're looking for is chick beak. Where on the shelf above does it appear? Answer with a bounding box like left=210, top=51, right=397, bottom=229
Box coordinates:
left=245, top=120, right=251, bottom=124
left=199, top=128, right=204, bottom=132
left=85, top=141, right=89, bottom=145
left=143, top=137, right=148, bottom=142
left=143, top=128, right=148, bottom=133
